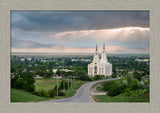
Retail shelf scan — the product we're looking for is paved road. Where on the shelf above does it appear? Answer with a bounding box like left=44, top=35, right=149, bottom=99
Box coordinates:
left=44, top=78, right=120, bottom=103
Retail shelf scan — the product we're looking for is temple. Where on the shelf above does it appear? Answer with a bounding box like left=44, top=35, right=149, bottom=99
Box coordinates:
left=88, top=44, right=112, bottom=77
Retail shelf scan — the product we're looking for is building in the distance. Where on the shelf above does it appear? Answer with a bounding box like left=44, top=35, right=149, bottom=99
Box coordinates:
left=88, top=44, right=112, bottom=77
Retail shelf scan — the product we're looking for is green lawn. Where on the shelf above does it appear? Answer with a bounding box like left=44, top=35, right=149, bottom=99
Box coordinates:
left=11, top=89, right=50, bottom=102
left=95, top=89, right=149, bottom=102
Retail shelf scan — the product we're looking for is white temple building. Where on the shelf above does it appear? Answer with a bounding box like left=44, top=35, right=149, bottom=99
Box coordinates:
left=88, top=44, right=112, bottom=77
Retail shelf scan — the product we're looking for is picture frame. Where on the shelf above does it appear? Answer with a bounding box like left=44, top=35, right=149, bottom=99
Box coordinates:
left=0, top=0, right=160, bottom=113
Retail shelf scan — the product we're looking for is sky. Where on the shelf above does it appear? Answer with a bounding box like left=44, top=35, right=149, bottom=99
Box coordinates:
left=11, top=11, right=149, bottom=53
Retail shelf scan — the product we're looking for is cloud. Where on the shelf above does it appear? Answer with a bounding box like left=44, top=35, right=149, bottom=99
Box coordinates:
left=11, top=11, right=149, bottom=53
left=11, top=27, right=149, bottom=51
left=11, top=39, right=57, bottom=48
left=11, top=11, right=149, bottom=32
left=11, top=36, right=149, bottom=54
left=49, top=27, right=150, bottom=48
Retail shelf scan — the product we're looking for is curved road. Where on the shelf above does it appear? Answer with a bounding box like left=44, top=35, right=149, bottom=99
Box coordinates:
left=44, top=78, right=120, bottom=103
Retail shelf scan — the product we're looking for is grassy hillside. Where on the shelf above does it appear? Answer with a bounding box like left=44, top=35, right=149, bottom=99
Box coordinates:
left=11, top=89, right=50, bottom=102
left=11, top=79, right=87, bottom=102
left=94, top=89, right=149, bottom=102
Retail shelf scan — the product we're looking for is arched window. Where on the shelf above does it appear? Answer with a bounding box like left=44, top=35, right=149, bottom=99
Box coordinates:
left=94, top=66, right=97, bottom=74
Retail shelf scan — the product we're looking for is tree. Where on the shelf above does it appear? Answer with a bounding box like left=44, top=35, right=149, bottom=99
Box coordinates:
left=11, top=72, right=35, bottom=92
left=107, top=84, right=127, bottom=97
left=133, top=72, right=142, bottom=81
left=56, top=69, right=61, bottom=76
left=78, top=75, right=91, bottom=81
left=45, top=69, right=53, bottom=78
left=73, top=66, right=86, bottom=77
left=101, top=80, right=118, bottom=90
left=13, top=77, right=24, bottom=89
left=53, top=85, right=65, bottom=96
left=59, top=80, right=68, bottom=90
left=11, top=66, right=16, bottom=73
left=107, top=86, right=122, bottom=97
left=111, top=74, right=117, bottom=78
left=93, top=75, right=102, bottom=80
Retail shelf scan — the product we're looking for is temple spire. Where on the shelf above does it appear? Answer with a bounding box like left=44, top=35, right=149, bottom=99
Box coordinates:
left=101, top=43, right=107, bottom=62
left=96, top=44, right=98, bottom=51
left=103, top=43, right=105, bottom=49
left=93, top=44, right=99, bottom=62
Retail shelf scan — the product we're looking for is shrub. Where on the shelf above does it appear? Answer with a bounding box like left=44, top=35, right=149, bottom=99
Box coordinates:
left=59, top=80, right=69, bottom=90
left=111, top=74, right=117, bottom=78
left=93, top=75, right=101, bottom=80
left=107, top=86, right=122, bottom=97
left=78, top=75, right=91, bottom=81
left=48, top=89, right=55, bottom=98
left=126, top=78, right=140, bottom=90
left=35, top=85, right=66, bottom=98
left=93, top=75, right=104, bottom=80
left=36, top=89, right=49, bottom=97
left=106, top=76, right=109, bottom=79
left=123, top=88, right=131, bottom=96
left=107, top=83, right=128, bottom=97
left=101, top=81, right=118, bottom=90
left=53, top=85, right=58, bottom=96
left=59, top=92, right=65, bottom=96
left=129, top=82, right=140, bottom=90
left=53, top=85, right=66, bottom=96
left=13, top=77, right=24, bottom=89
left=25, top=84, right=35, bottom=92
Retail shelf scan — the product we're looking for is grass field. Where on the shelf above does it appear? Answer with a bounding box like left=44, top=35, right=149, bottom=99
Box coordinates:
left=94, top=89, right=149, bottom=102
left=11, top=79, right=87, bottom=102
left=35, top=78, right=62, bottom=91
left=11, top=89, right=50, bottom=102
left=35, top=78, right=87, bottom=91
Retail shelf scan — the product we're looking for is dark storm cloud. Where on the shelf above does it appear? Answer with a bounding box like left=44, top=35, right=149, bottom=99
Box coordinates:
left=11, top=39, right=57, bottom=48
left=11, top=11, right=149, bottom=32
